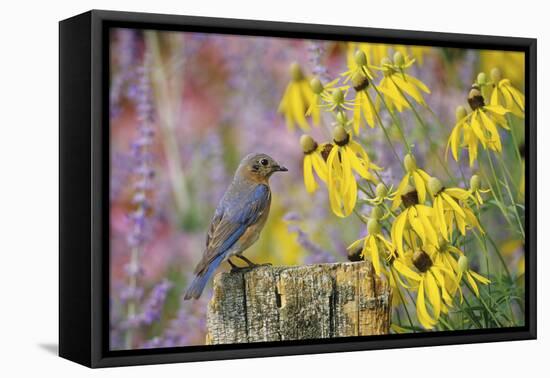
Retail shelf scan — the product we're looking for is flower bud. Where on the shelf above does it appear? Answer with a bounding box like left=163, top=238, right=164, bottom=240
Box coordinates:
left=354, top=50, right=367, bottom=66
left=490, top=67, right=502, bottom=83
left=310, top=77, right=323, bottom=94
left=428, top=177, right=443, bottom=195
left=351, top=71, right=369, bottom=92
left=393, top=51, right=405, bottom=66
left=332, top=88, right=345, bottom=105
left=470, top=174, right=481, bottom=191
left=458, top=254, right=469, bottom=274
left=300, top=134, right=317, bottom=154
left=371, top=206, right=384, bottom=220
left=333, top=125, right=349, bottom=145
left=375, top=183, right=388, bottom=198
left=477, top=72, right=487, bottom=85
left=367, top=218, right=381, bottom=235
left=404, top=153, right=417, bottom=172
left=290, top=62, right=304, bottom=81
left=455, top=105, right=467, bottom=121
left=469, top=87, right=482, bottom=98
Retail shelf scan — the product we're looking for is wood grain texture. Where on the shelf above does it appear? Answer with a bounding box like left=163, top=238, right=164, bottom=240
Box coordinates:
left=206, top=261, right=391, bottom=344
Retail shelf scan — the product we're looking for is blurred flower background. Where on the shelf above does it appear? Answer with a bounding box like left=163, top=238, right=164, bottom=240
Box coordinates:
left=109, top=28, right=525, bottom=350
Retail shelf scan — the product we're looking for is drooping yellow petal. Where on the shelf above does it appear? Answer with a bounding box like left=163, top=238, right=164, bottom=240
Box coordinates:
left=466, top=272, right=480, bottom=297
left=311, top=153, right=328, bottom=182
left=393, top=259, right=422, bottom=282
left=392, top=75, right=426, bottom=106
left=303, top=156, right=317, bottom=193
left=425, top=271, right=441, bottom=320
left=484, top=104, right=508, bottom=115
left=469, top=270, right=491, bottom=285
left=347, top=238, right=364, bottom=252
left=416, top=280, right=436, bottom=329
left=441, top=192, right=466, bottom=218
left=290, top=84, right=309, bottom=131
left=470, top=111, right=487, bottom=148
left=408, top=207, right=426, bottom=246
left=392, top=211, right=409, bottom=257
left=362, top=91, right=376, bottom=128
left=418, top=209, right=438, bottom=245
left=444, top=188, right=473, bottom=201
left=412, top=171, right=426, bottom=203
left=447, top=122, right=463, bottom=162
left=435, top=197, right=448, bottom=239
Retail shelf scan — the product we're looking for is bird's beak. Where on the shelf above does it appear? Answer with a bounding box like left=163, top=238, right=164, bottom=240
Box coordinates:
left=273, top=165, right=288, bottom=172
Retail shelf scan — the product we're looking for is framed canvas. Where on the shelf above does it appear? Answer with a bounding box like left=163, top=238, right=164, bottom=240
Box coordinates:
left=59, top=10, right=537, bottom=368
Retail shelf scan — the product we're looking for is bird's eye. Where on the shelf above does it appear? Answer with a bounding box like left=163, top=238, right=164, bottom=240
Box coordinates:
left=260, top=158, right=269, bottom=166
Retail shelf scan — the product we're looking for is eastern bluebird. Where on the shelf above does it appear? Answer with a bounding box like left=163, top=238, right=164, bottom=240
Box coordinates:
left=184, top=153, right=288, bottom=300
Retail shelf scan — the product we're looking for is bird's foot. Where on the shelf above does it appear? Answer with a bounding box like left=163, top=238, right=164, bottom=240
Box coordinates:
left=253, top=262, right=272, bottom=268
left=235, top=255, right=272, bottom=269
left=230, top=262, right=272, bottom=273
left=230, top=265, right=253, bottom=273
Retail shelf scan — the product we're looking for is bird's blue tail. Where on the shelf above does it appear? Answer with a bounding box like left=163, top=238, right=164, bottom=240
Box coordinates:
left=184, top=255, right=224, bottom=300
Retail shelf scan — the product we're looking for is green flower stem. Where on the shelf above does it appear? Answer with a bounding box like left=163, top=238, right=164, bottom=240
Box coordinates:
left=492, top=153, right=525, bottom=239
left=438, top=314, right=455, bottom=331
left=366, top=91, right=405, bottom=170
left=481, top=151, right=521, bottom=234
left=459, top=293, right=484, bottom=328
left=371, top=84, right=412, bottom=154
left=390, top=269, right=416, bottom=332
left=390, top=80, right=456, bottom=184
left=506, top=114, right=523, bottom=166
left=426, top=107, right=468, bottom=185
left=472, top=230, right=511, bottom=280
left=464, top=282, right=503, bottom=327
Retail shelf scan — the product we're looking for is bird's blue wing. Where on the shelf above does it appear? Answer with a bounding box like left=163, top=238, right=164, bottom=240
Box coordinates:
left=194, top=184, right=270, bottom=274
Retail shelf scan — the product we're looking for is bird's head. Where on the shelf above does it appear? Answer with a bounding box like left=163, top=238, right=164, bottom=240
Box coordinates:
left=238, top=153, right=288, bottom=182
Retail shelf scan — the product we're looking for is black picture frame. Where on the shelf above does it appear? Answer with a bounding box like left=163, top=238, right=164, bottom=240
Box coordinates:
left=59, top=9, right=537, bottom=368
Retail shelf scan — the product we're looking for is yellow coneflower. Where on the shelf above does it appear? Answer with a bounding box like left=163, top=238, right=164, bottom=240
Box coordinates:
left=446, top=88, right=510, bottom=166
left=320, top=87, right=354, bottom=113
left=393, top=249, right=456, bottom=329
left=278, top=62, right=317, bottom=131
left=391, top=187, right=439, bottom=257
left=306, top=77, right=340, bottom=118
left=423, top=240, right=463, bottom=299
left=392, top=154, right=432, bottom=210
left=427, top=177, right=481, bottom=240
left=300, top=134, right=330, bottom=193
left=327, top=126, right=379, bottom=217
left=341, top=49, right=376, bottom=85
left=490, top=68, right=525, bottom=118
left=348, top=213, right=395, bottom=276
left=374, top=52, right=431, bottom=112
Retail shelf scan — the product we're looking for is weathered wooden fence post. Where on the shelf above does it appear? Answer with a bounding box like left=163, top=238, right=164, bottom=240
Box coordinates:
left=206, top=261, right=392, bottom=344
